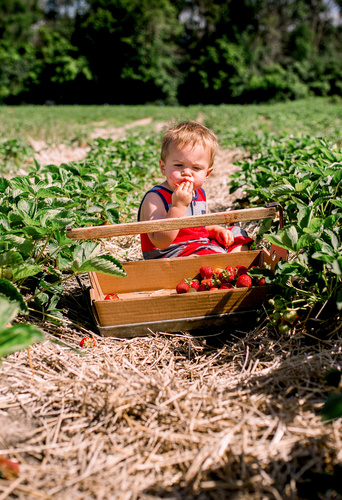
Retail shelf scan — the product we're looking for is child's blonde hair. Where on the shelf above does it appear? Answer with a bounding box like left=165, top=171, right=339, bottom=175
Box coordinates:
left=161, top=121, right=219, bottom=168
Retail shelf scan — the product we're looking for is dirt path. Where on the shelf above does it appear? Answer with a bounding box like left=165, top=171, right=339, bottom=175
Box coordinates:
left=30, top=116, right=246, bottom=213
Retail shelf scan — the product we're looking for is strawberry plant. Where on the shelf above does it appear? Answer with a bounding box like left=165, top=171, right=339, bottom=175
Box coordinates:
left=0, top=131, right=164, bottom=357
left=0, top=294, right=43, bottom=360
left=0, top=139, right=33, bottom=174
left=229, top=135, right=342, bottom=333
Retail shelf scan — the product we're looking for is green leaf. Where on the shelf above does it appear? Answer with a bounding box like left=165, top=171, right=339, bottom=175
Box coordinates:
left=0, top=323, right=44, bottom=359
left=297, top=207, right=313, bottom=229
left=311, top=252, right=334, bottom=263
left=330, top=258, right=342, bottom=276
left=273, top=226, right=298, bottom=252
left=321, top=394, right=342, bottom=421
left=12, top=264, right=43, bottom=282
left=0, top=279, right=27, bottom=313
left=330, top=200, right=342, bottom=208
left=34, top=292, right=49, bottom=308
left=0, top=251, right=23, bottom=267
left=75, top=255, right=127, bottom=277
left=17, top=199, right=36, bottom=218
left=336, top=290, right=342, bottom=311
left=1, top=234, right=26, bottom=246
left=264, top=233, right=291, bottom=251
left=295, top=179, right=311, bottom=192
left=323, top=229, right=340, bottom=251
left=296, top=233, right=316, bottom=249
left=274, top=260, right=303, bottom=278
left=303, top=218, right=324, bottom=234
left=0, top=296, right=20, bottom=329
left=257, top=217, right=273, bottom=236
left=0, top=178, right=10, bottom=193
left=324, top=214, right=341, bottom=229
left=104, top=208, right=120, bottom=224
left=333, top=169, right=342, bottom=183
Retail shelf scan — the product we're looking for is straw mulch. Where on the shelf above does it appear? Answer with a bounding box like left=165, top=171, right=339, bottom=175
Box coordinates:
left=1, top=316, right=341, bottom=500
left=1, top=145, right=342, bottom=499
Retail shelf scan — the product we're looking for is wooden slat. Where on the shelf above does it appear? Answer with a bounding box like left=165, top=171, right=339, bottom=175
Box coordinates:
left=66, top=206, right=277, bottom=240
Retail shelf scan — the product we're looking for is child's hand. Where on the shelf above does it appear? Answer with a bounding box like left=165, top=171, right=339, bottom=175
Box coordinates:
left=172, top=180, right=193, bottom=209
left=208, top=226, right=235, bottom=248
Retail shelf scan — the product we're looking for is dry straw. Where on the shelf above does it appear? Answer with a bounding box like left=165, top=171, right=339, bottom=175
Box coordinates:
left=0, top=312, right=341, bottom=499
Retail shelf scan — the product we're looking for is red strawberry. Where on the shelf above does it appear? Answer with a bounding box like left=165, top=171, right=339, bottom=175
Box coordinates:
left=104, top=293, right=120, bottom=300
left=213, top=267, right=223, bottom=278
left=201, top=278, right=215, bottom=288
left=220, top=266, right=235, bottom=283
left=257, top=277, right=266, bottom=286
left=236, top=265, right=248, bottom=277
left=236, top=274, right=252, bottom=288
left=176, top=282, right=190, bottom=294
left=0, top=457, right=20, bottom=480
left=198, top=283, right=209, bottom=291
left=200, top=266, right=213, bottom=279
left=209, top=286, right=219, bottom=291
left=219, top=283, right=234, bottom=289
left=185, top=278, right=200, bottom=291
left=80, top=337, right=96, bottom=348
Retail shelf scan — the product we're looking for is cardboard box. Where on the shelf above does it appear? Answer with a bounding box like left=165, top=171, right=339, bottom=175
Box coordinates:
left=89, top=246, right=287, bottom=337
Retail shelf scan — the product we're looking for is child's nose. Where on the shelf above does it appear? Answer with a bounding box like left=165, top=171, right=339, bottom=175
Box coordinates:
left=182, top=167, right=192, bottom=176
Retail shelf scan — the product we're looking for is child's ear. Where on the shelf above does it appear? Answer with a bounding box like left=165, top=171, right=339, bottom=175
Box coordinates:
left=159, top=159, right=165, bottom=175
left=205, top=167, right=214, bottom=179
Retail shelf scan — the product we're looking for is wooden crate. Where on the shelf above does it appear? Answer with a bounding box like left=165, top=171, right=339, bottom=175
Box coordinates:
left=67, top=205, right=287, bottom=337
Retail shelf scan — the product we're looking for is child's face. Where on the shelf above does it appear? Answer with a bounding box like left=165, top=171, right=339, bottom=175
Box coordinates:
left=159, top=142, right=213, bottom=191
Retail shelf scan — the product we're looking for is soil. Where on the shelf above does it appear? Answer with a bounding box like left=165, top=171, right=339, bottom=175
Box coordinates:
left=1, top=119, right=341, bottom=500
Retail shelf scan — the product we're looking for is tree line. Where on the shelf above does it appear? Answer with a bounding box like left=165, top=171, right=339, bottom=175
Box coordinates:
left=1, top=0, right=342, bottom=105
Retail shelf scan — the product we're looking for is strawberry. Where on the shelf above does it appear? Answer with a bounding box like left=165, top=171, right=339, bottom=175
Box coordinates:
left=190, top=280, right=200, bottom=291
left=176, top=282, right=190, bottom=294
left=220, top=266, right=235, bottom=283
left=236, top=264, right=248, bottom=277
left=185, top=278, right=200, bottom=291
left=200, top=266, right=213, bottom=279
left=282, top=309, right=299, bottom=324
left=104, top=293, right=120, bottom=300
left=80, top=337, right=96, bottom=348
left=0, top=457, right=20, bottom=480
left=198, top=283, right=209, bottom=291
left=235, top=274, right=252, bottom=288
left=219, top=283, right=234, bottom=289
left=201, top=278, right=216, bottom=288
left=213, top=267, right=224, bottom=279
left=278, top=323, right=290, bottom=334
left=257, top=277, right=266, bottom=286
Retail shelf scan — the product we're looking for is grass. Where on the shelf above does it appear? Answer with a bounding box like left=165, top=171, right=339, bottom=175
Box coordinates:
left=1, top=97, right=341, bottom=147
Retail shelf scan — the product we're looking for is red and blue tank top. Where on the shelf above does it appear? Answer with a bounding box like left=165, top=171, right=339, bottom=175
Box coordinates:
left=137, top=185, right=227, bottom=259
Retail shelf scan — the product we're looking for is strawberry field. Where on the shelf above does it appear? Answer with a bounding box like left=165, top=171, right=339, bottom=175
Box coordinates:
left=0, top=98, right=342, bottom=499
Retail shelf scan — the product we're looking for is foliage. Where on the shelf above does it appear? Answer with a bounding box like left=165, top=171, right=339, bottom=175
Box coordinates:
left=0, top=139, right=34, bottom=173
left=0, top=294, right=44, bottom=359
left=321, top=369, right=342, bottom=421
left=229, top=135, right=342, bottom=333
left=1, top=0, right=342, bottom=104
left=0, top=132, right=162, bottom=357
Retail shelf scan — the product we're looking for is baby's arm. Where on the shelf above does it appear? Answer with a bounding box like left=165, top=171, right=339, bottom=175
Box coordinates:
left=140, top=181, right=193, bottom=249
left=207, top=225, right=235, bottom=248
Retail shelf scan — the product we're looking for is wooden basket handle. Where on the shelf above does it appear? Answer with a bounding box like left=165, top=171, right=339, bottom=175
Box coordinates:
left=66, top=204, right=282, bottom=240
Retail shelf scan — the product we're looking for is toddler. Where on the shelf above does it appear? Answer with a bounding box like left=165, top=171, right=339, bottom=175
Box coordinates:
left=138, top=121, right=253, bottom=259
